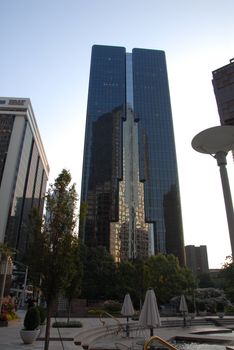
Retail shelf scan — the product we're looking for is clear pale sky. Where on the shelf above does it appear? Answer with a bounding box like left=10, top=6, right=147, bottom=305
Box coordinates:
left=1, top=0, right=234, bottom=269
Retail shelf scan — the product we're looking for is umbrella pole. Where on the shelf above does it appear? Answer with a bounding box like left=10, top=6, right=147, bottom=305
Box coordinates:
left=150, top=328, right=153, bottom=337
left=126, top=316, right=129, bottom=337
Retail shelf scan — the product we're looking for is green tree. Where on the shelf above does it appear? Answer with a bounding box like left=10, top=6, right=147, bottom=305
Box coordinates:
left=132, top=259, right=146, bottom=309
left=115, top=259, right=146, bottom=309
left=197, top=272, right=215, bottom=288
left=80, top=246, right=116, bottom=300
left=26, top=169, right=78, bottom=350
left=115, top=260, right=136, bottom=299
left=219, top=255, right=234, bottom=302
left=144, top=253, right=196, bottom=304
left=65, top=237, right=83, bottom=323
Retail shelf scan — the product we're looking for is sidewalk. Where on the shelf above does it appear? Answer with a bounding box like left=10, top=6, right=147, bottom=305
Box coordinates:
left=0, top=309, right=84, bottom=350
left=1, top=310, right=234, bottom=350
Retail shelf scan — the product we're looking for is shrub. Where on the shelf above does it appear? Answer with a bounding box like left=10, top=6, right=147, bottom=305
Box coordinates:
left=87, top=309, right=102, bottom=316
left=198, top=301, right=206, bottom=312
left=225, top=305, right=234, bottom=315
left=103, top=300, right=121, bottom=313
left=36, top=306, right=46, bottom=325
left=216, top=302, right=224, bottom=313
left=187, top=302, right=195, bottom=313
left=24, top=307, right=40, bottom=330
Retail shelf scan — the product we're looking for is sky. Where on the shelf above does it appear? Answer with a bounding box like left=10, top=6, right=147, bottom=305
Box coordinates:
left=1, top=0, right=234, bottom=269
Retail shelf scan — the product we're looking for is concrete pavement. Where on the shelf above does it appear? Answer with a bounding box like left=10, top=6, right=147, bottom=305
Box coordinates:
left=1, top=310, right=234, bottom=350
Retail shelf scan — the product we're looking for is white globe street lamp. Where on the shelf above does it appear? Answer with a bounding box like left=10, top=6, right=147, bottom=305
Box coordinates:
left=192, top=125, right=234, bottom=257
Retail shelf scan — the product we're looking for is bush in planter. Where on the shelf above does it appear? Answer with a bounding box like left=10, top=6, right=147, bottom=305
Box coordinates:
left=20, top=307, right=40, bottom=344
left=36, top=306, right=46, bottom=325
left=24, top=307, right=40, bottom=330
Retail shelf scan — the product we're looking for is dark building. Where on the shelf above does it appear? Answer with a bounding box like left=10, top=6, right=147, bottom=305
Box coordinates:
left=185, top=245, right=209, bottom=276
left=80, top=45, right=185, bottom=265
left=0, top=97, right=49, bottom=255
left=212, top=59, right=234, bottom=126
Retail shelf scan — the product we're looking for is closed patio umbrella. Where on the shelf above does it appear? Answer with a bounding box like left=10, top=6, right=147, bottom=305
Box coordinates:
left=139, top=288, right=161, bottom=336
left=179, top=294, right=188, bottom=327
left=121, top=293, right=135, bottom=337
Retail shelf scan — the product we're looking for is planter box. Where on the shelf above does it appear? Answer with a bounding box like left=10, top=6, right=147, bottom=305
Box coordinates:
left=20, top=329, right=40, bottom=344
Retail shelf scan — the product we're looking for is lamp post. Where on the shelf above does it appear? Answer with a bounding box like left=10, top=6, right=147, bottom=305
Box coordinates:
left=192, top=125, right=234, bottom=256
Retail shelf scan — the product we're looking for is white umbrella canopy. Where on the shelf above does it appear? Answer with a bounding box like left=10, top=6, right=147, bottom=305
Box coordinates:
left=121, top=293, right=135, bottom=337
left=179, top=294, right=188, bottom=313
left=121, top=293, right=135, bottom=316
left=179, top=294, right=188, bottom=327
left=139, top=288, right=161, bottom=336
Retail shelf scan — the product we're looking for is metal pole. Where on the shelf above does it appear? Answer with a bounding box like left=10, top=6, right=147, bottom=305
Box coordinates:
left=215, top=151, right=234, bottom=256
left=21, top=266, right=28, bottom=307
left=0, top=257, right=9, bottom=312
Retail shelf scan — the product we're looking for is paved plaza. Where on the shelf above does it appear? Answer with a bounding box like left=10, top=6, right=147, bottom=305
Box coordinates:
left=1, top=310, right=234, bottom=350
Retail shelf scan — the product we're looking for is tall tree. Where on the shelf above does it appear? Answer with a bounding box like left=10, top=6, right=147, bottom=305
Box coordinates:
left=26, top=169, right=78, bottom=350
left=80, top=246, right=116, bottom=300
left=65, top=237, right=83, bottom=322
left=144, top=253, right=196, bottom=304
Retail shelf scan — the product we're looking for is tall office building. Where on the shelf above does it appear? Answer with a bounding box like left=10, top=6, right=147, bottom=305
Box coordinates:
left=185, top=245, right=209, bottom=276
left=0, top=97, right=49, bottom=255
left=80, top=45, right=185, bottom=265
left=212, top=59, right=234, bottom=126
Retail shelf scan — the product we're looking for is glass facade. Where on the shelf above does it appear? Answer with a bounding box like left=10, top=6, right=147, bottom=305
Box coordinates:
left=80, top=45, right=185, bottom=265
left=0, top=98, right=49, bottom=255
left=0, top=115, right=14, bottom=185
left=80, top=45, right=126, bottom=249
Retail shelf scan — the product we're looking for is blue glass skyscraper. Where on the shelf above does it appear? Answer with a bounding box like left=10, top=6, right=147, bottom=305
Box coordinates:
left=80, top=45, right=185, bottom=265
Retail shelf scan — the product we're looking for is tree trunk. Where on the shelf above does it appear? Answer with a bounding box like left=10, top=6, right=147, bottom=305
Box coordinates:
left=67, top=299, right=72, bottom=324
left=44, top=302, right=52, bottom=350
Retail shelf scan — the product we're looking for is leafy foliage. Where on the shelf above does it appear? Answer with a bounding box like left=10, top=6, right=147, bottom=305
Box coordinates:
left=24, top=307, right=40, bottom=330
left=80, top=245, right=116, bottom=300
left=65, top=238, right=83, bottom=322
left=143, top=253, right=196, bottom=304
left=25, top=169, right=79, bottom=350
left=219, top=255, right=234, bottom=302
left=36, top=306, right=47, bottom=325
left=79, top=249, right=196, bottom=306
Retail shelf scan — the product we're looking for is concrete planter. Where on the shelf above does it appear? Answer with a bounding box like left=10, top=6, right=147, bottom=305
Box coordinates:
left=20, top=329, right=40, bottom=344
left=38, top=324, right=46, bottom=337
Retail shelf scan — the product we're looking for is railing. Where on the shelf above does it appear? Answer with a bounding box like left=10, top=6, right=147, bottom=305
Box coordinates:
left=99, top=311, right=124, bottom=334
left=143, top=335, right=178, bottom=350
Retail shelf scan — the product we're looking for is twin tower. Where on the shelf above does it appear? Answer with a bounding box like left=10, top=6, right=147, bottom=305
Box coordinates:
left=80, top=45, right=185, bottom=265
